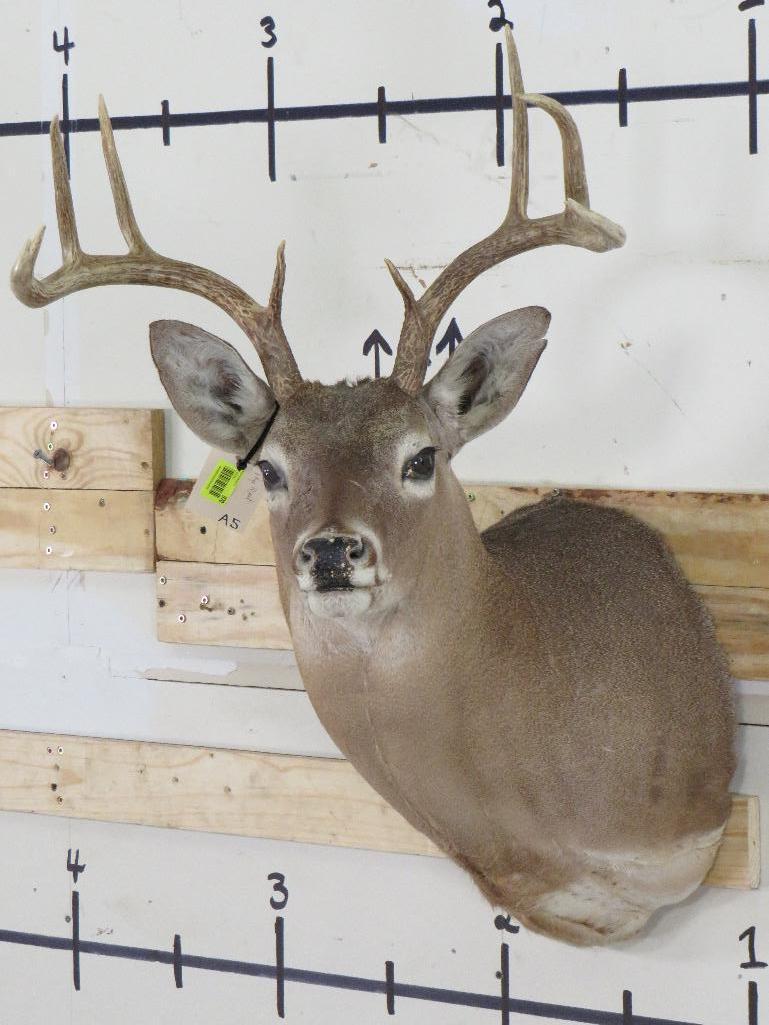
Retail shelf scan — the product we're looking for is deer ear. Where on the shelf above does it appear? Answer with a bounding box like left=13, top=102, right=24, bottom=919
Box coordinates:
left=150, top=320, right=277, bottom=454
left=422, top=306, right=549, bottom=453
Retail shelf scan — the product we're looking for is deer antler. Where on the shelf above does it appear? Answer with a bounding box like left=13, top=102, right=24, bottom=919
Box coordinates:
left=11, top=98, right=302, bottom=402
left=387, top=27, right=626, bottom=395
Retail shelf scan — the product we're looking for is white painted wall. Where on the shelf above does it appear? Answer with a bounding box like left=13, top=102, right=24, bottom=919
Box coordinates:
left=0, top=2, right=768, bottom=1020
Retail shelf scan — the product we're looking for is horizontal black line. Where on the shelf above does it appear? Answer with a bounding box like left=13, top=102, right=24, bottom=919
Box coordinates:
left=0, top=928, right=703, bottom=1025
left=0, top=77, right=767, bottom=139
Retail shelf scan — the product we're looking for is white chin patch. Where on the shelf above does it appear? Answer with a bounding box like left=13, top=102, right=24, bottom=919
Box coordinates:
left=306, top=589, right=373, bottom=619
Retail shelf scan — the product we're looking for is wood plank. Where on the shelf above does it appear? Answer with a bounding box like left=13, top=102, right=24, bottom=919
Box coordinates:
left=155, top=478, right=274, bottom=565
left=155, top=479, right=769, bottom=589
left=0, top=729, right=754, bottom=888
left=0, top=489, right=155, bottom=571
left=154, top=559, right=769, bottom=679
left=699, top=585, right=769, bottom=681
left=466, top=485, right=769, bottom=589
left=0, top=407, right=164, bottom=490
left=156, top=560, right=291, bottom=649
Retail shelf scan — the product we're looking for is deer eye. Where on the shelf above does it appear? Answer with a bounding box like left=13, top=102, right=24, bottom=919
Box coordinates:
left=402, top=447, right=436, bottom=481
left=257, top=460, right=284, bottom=491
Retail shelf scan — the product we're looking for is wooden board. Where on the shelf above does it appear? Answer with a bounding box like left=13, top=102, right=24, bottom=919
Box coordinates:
left=155, top=478, right=274, bottom=565
left=0, top=407, right=164, bottom=491
left=0, top=489, right=155, bottom=571
left=154, top=480, right=769, bottom=587
left=154, top=558, right=769, bottom=678
left=700, top=585, right=769, bottom=682
left=156, top=560, right=291, bottom=648
left=0, top=729, right=756, bottom=888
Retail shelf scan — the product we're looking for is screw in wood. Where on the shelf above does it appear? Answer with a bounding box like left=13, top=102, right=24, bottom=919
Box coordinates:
left=45, top=546, right=53, bottom=555
left=98, top=497, right=106, bottom=507
left=200, top=595, right=209, bottom=605
left=49, top=526, right=56, bottom=535
left=159, top=576, right=167, bottom=585
left=42, top=502, right=50, bottom=512
left=50, top=420, right=58, bottom=431
left=177, top=613, right=186, bottom=624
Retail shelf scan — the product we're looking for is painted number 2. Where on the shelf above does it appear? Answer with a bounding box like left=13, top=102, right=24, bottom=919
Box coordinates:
left=260, top=15, right=277, bottom=48
left=268, top=871, right=289, bottom=910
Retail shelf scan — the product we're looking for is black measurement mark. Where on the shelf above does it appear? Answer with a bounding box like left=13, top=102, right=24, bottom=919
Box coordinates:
left=267, top=56, right=276, bottom=182
left=61, top=73, right=70, bottom=176
left=488, top=1, right=514, bottom=32
left=66, top=849, right=86, bottom=884
left=436, top=318, right=463, bottom=358
left=377, top=86, right=387, bottom=143
left=498, top=942, right=511, bottom=1025
left=161, top=100, right=171, bottom=146
left=495, top=42, right=505, bottom=166
left=52, top=27, right=75, bottom=65
left=173, top=933, right=183, bottom=988
left=740, top=0, right=764, bottom=10
left=748, top=981, right=758, bottom=1025
left=275, top=916, right=285, bottom=1018
left=740, top=926, right=768, bottom=968
left=623, top=991, right=634, bottom=1025
left=71, top=891, right=80, bottom=991
left=618, top=68, right=629, bottom=126
left=749, top=18, right=758, bottom=153
left=385, top=960, right=395, bottom=1015
left=261, top=16, right=277, bottom=49
left=0, top=923, right=718, bottom=1023
left=363, top=329, right=393, bottom=378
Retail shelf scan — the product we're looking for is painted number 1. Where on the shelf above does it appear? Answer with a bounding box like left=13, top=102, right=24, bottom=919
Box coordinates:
left=740, top=926, right=768, bottom=969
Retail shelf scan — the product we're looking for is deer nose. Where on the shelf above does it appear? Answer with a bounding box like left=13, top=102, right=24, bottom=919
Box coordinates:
left=296, top=533, right=374, bottom=586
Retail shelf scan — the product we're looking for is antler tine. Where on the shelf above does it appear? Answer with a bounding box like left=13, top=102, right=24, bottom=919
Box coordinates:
left=388, top=25, right=626, bottom=396
left=50, top=116, right=81, bottom=262
left=10, top=100, right=302, bottom=402
left=97, top=96, right=150, bottom=255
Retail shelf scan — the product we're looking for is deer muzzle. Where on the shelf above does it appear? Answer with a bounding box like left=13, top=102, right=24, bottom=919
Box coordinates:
left=296, top=533, right=376, bottom=592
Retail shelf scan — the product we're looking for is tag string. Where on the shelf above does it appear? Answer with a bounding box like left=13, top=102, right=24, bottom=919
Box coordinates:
left=236, top=405, right=279, bottom=471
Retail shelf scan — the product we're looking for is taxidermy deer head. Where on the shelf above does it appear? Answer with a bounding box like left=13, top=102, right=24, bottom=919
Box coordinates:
left=12, top=28, right=734, bottom=945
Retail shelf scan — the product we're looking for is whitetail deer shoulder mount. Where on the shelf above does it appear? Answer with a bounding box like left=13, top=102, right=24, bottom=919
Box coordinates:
left=12, top=29, right=735, bottom=946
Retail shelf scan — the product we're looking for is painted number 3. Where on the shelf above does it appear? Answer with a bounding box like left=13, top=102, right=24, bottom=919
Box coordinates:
left=268, top=871, right=289, bottom=910
left=260, top=15, right=277, bottom=48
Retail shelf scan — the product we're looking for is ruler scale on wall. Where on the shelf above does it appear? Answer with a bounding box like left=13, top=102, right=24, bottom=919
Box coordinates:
left=0, top=908, right=759, bottom=1024
left=5, top=14, right=766, bottom=185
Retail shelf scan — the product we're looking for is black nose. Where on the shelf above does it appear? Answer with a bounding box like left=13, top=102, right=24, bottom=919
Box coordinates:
left=299, top=534, right=368, bottom=590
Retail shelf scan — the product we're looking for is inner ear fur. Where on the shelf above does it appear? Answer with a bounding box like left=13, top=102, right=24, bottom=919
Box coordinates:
left=150, top=319, right=276, bottom=454
left=422, top=306, right=550, bottom=452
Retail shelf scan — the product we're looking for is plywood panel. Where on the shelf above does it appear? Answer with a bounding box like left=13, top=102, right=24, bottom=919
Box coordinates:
left=0, top=489, right=155, bottom=571
left=155, top=480, right=769, bottom=589
left=153, top=557, right=769, bottom=678
left=700, top=584, right=769, bottom=681
left=0, top=407, right=164, bottom=490
left=468, top=486, right=769, bottom=588
left=155, top=478, right=274, bottom=565
left=156, top=560, right=291, bottom=649
left=0, top=729, right=754, bottom=888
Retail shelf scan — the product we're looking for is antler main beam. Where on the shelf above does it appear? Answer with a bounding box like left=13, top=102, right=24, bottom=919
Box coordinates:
left=11, top=98, right=302, bottom=402
left=387, top=27, right=626, bottom=395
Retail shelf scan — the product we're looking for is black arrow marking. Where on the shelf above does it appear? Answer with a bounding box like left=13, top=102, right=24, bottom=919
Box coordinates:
left=493, top=914, right=520, bottom=934
left=436, top=318, right=463, bottom=358
left=363, top=329, right=393, bottom=378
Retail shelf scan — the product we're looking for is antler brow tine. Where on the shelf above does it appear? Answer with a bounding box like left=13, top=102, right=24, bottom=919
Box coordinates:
left=388, top=25, right=626, bottom=396
left=10, top=99, right=302, bottom=402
